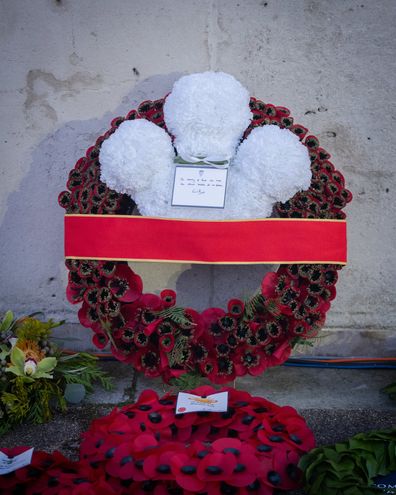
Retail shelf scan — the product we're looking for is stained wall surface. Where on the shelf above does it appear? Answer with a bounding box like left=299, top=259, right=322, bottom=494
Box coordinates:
left=0, top=0, right=395, bottom=354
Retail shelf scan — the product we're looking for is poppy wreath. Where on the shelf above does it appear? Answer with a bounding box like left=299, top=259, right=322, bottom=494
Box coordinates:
left=79, top=385, right=315, bottom=494
left=58, top=96, right=352, bottom=384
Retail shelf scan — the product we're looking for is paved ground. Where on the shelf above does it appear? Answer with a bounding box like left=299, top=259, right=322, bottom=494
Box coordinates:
left=1, top=363, right=395, bottom=493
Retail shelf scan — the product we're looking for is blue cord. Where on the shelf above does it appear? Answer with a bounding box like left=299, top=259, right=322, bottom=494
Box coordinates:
left=283, top=362, right=396, bottom=369
left=95, top=354, right=396, bottom=370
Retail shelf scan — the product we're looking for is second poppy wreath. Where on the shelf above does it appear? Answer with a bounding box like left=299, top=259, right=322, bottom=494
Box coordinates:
left=59, top=72, right=352, bottom=384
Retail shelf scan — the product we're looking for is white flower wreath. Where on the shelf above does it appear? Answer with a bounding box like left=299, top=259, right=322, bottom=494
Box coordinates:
left=99, top=71, right=312, bottom=220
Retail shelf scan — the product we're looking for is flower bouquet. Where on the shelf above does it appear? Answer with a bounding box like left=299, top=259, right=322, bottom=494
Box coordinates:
left=0, top=311, right=112, bottom=435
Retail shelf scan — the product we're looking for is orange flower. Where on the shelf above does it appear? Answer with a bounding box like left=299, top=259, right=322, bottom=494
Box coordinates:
left=16, top=340, right=44, bottom=363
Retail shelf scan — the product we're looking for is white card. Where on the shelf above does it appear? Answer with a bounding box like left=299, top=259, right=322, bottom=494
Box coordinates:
left=176, top=391, right=228, bottom=413
left=171, top=166, right=228, bottom=208
left=0, top=448, right=34, bottom=475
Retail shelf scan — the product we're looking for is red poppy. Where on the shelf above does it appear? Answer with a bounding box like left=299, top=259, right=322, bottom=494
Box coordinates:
left=261, top=272, right=280, bottom=299
left=143, top=443, right=183, bottom=480
left=96, top=261, right=116, bottom=279
left=92, top=331, right=109, bottom=349
left=271, top=409, right=316, bottom=453
left=134, top=329, right=149, bottom=347
left=122, top=293, right=163, bottom=327
left=266, top=341, right=292, bottom=368
left=66, top=281, right=85, bottom=304
left=135, top=348, right=161, bottom=377
left=160, top=289, right=176, bottom=308
left=215, top=357, right=237, bottom=383
left=104, top=443, right=145, bottom=481
left=198, top=353, right=221, bottom=380
left=159, top=333, right=175, bottom=352
left=144, top=318, right=163, bottom=337
left=108, top=264, right=143, bottom=302
left=78, top=302, right=100, bottom=328
left=72, top=477, right=117, bottom=495
left=211, top=438, right=260, bottom=487
left=170, top=453, right=206, bottom=492
left=196, top=451, right=236, bottom=482
left=227, top=299, right=245, bottom=317
left=201, top=307, right=226, bottom=338
left=110, top=342, right=132, bottom=362
left=236, top=347, right=268, bottom=376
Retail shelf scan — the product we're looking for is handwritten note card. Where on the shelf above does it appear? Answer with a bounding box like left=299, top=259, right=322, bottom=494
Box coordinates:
left=176, top=391, right=228, bottom=414
left=0, top=448, right=34, bottom=475
left=171, top=166, right=228, bottom=208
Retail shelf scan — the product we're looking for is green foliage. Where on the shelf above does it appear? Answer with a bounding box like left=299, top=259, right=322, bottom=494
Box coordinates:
left=15, top=316, right=64, bottom=341
left=170, top=370, right=206, bottom=391
left=156, top=307, right=196, bottom=328
left=299, top=429, right=396, bottom=495
left=167, top=334, right=191, bottom=368
left=291, top=336, right=317, bottom=350
left=0, top=344, right=10, bottom=361
left=0, top=376, right=67, bottom=435
left=0, top=310, right=14, bottom=334
left=382, top=382, right=396, bottom=401
left=243, top=292, right=266, bottom=320
left=56, top=353, right=113, bottom=393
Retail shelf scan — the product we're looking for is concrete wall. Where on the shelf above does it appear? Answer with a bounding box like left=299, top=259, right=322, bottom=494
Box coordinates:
left=1, top=0, right=395, bottom=355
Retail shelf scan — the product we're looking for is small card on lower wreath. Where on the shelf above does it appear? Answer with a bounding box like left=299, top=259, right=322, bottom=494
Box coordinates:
left=176, top=391, right=228, bottom=414
left=0, top=448, right=34, bottom=475
left=171, top=166, right=228, bottom=208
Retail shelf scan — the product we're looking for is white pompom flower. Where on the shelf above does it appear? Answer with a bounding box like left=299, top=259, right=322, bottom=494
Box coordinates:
left=99, top=72, right=311, bottom=221
left=164, top=72, right=252, bottom=161
left=99, top=119, right=175, bottom=199
left=225, top=170, right=274, bottom=219
left=232, top=125, right=312, bottom=204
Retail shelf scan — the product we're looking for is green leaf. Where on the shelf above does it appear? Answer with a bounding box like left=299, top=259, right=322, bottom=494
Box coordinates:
left=170, top=370, right=206, bottom=390
left=60, top=366, right=90, bottom=374
left=300, top=430, right=396, bottom=495
left=0, top=311, right=14, bottom=332
left=0, top=344, right=10, bottom=361
left=10, top=346, right=25, bottom=369
left=5, top=365, right=24, bottom=377
left=36, top=357, right=57, bottom=373
left=55, top=352, right=112, bottom=393
left=32, top=371, right=54, bottom=379
left=58, top=353, right=84, bottom=362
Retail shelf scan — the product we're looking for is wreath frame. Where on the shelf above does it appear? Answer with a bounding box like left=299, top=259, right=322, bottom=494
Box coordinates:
left=59, top=96, right=352, bottom=384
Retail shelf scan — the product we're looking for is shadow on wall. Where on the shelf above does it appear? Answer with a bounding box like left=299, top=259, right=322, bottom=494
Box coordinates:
left=175, top=264, right=273, bottom=312
left=0, top=72, right=274, bottom=320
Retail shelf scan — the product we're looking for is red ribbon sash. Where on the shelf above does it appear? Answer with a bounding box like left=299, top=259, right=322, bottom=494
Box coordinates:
left=64, top=214, right=347, bottom=265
